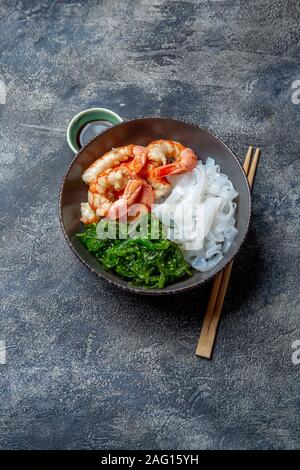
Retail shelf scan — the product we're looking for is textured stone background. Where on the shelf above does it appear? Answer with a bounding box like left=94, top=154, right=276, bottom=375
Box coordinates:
left=0, top=0, right=299, bottom=450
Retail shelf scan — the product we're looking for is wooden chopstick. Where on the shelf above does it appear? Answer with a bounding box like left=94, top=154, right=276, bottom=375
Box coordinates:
left=195, top=146, right=260, bottom=358
left=243, top=145, right=253, bottom=175
left=247, top=148, right=260, bottom=189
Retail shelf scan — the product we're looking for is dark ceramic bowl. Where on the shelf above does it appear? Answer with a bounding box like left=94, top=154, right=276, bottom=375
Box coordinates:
left=60, top=117, right=251, bottom=295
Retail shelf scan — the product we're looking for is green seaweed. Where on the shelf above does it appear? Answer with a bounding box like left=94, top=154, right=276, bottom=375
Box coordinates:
left=76, top=215, right=191, bottom=288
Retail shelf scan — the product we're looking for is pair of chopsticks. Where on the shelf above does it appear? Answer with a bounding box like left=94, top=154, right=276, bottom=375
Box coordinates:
left=196, top=146, right=260, bottom=359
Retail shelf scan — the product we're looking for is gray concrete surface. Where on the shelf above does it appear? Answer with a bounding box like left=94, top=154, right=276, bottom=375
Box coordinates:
left=0, top=0, right=299, bottom=450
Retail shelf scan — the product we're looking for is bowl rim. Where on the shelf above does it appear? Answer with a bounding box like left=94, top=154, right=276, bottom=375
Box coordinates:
left=59, top=117, right=251, bottom=295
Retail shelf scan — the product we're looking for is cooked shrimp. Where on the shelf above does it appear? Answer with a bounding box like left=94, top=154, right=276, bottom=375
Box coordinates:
left=80, top=141, right=196, bottom=223
left=83, top=146, right=148, bottom=218
left=127, top=145, right=148, bottom=173
left=143, top=161, right=171, bottom=199
left=139, top=182, right=155, bottom=209
left=147, top=140, right=185, bottom=166
left=80, top=202, right=99, bottom=224
left=88, top=182, right=116, bottom=218
left=108, top=178, right=154, bottom=220
left=83, top=167, right=129, bottom=221
left=82, top=145, right=147, bottom=185
left=154, top=146, right=197, bottom=177
left=86, top=145, right=147, bottom=194
left=94, top=166, right=131, bottom=195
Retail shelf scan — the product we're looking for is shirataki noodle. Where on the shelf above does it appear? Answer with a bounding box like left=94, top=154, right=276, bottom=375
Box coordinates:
left=153, top=158, right=238, bottom=272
